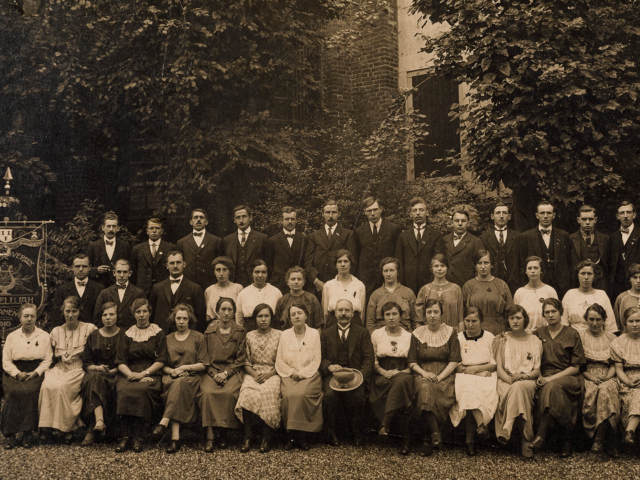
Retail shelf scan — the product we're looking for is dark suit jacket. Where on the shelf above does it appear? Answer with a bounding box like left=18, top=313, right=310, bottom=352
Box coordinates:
left=87, top=238, right=132, bottom=287
left=93, top=282, right=145, bottom=330
left=320, top=323, right=374, bottom=385
left=131, top=239, right=175, bottom=296
left=569, top=230, right=610, bottom=290
left=176, top=231, right=223, bottom=290
left=610, top=227, right=640, bottom=288
left=395, top=227, right=442, bottom=295
left=51, top=279, right=104, bottom=328
left=265, top=230, right=308, bottom=293
left=439, top=232, right=484, bottom=288
left=222, top=230, right=268, bottom=286
left=305, top=224, right=356, bottom=285
left=355, top=220, right=402, bottom=297
left=149, top=277, right=206, bottom=334
left=479, top=228, right=522, bottom=294
left=520, top=227, right=572, bottom=297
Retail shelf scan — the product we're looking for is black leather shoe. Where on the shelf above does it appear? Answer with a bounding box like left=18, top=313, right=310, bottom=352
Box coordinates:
left=260, top=437, right=271, bottom=453
left=327, top=431, right=339, bottom=447
left=591, top=438, right=604, bottom=453
left=465, top=442, right=477, bottom=456
left=150, top=425, right=167, bottom=443
left=624, top=430, right=635, bottom=446
left=421, top=439, right=433, bottom=457
left=166, top=440, right=180, bottom=454
left=4, top=437, right=16, bottom=450
left=22, top=433, right=33, bottom=449
left=400, top=437, right=410, bottom=456
left=240, top=438, right=251, bottom=453
left=204, top=439, right=215, bottom=453
left=560, top=440, right=572, bottom=458
left=300, top=436, right=310, bottom=451
left=354, top=434, right=363, bottom=447
left=218, top=432, right=228, bottom=450
left=115, top=437, right=129, bottom=453
left=609, top=445, right=620, bottom=458
left=132, top=437, right=143, bottom=453
left=63, top=433, right=74, bottom=445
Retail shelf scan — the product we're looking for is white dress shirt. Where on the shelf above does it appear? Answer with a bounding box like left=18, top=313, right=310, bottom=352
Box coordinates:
left=117, top=281, right=129, bottom=302
left=370, top=219, right=382, bottom=235
left=75, top=278, right=87, bottom=298
left=494, top=226, right=508, bottom=244
left=170, top=275, right=184, bottom=294
left=453, top=231, right=466, bottom=248
left=104, top=236, right=115, bottom=260
left=193, top=230, right=205, bottom=248
left=326, top=225, right=335, bottom=237
left=539, top=226, right=552, bottom=249
left=622, top=224, right=635, bottom=245
left=337, top=324, right=351, bottom=341
left=284, top=229, right=296, bottom=247
left=238, top=227, right=252, bottom=244
left=413, top=223, right=425, bottom=241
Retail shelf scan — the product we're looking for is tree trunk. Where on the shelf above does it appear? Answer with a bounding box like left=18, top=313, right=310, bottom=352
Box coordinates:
left=511, top=185, right=539, bottom=233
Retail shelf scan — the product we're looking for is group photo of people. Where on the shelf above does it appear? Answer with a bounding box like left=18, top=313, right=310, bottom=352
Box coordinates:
left=3, top=196, right=640, bottom=462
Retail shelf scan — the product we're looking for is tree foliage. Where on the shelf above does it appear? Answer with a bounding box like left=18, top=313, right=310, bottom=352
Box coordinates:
left=411, top=0, right=640, bottom=226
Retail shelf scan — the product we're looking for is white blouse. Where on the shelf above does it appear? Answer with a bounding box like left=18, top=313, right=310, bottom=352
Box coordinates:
left=275, top=326, right=321, bottom=379
left=322, top=275, right=366, bottom=315
left=561, top=289, right=617, bottom=334
left=371, top=328, right=412, bottom=366
left=513, top=284, right=558, bottom=332
left=2, top=327, right=53, bottom=377
left=500, top=334, right=542, bottom=375
left=458, top=331, right=495, bottom=366
left=579, top=330, right=616, bottom=363
left=235, top=284, right=283, bottom=327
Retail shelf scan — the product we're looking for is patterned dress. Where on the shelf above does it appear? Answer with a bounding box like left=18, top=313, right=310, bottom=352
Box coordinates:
left=235, top=329, right=282, bottom=429
left=580, top=330, right=619, bottom=437
left=610, top=334, right=640, bottom=428
left=450, top=330, right=498, bottom=427
left=492, top=333, right=542, bottom=442
left=39, top=322, right=97, bottom=432
left=409, top=324, right=461, bottom=423
left=415, top=282, right=464, bottom=329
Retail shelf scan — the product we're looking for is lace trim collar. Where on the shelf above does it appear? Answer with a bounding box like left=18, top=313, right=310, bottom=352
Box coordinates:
left=413, top=324, right=454, bottom=348
left=612, top=334, right=640, bottom=365
left=580, top=331, right=614, bottom=362
left=125, top=323, right=162, bottom=342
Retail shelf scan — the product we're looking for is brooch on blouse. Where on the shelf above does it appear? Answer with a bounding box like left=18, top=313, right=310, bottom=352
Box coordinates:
left=35, top=341, right=39, bottom=347
left=527, top=353, right=532, bottom=361
left=487, top=288, right=492, bottom=293
left=539, top=298, right=544, bottom=303
left=391, top=341, right=398, bottom=354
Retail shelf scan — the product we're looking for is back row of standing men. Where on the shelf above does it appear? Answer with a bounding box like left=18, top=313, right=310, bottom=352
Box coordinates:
left=52, top=197, right=638, bottom=330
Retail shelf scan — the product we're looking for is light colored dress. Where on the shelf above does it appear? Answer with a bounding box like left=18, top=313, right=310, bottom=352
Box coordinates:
left=415, top=282, right=464, bottom=329
left=235, top=329, right=282, bottom=429
left=580, top=330, right=619, bottom=437
left=275, top=326, right=323, bottom=432
left=492, top=333, right=542, bottom=442
left=610, top=334, right=640, bottom=428
left=613, top=291, right=640, bottom=332
left=561, top=288, right=617, bottom=334
left=462, top=278, right=513, bottom=335
left=450, top=330, right=498, bottom=427
left=322, top=275, right=366, bottom=316
left=205, top=282, right=244, bottom=321
left=39, top=322, right=97, bottom=432
left=236, top=284, right=283, bottom=329
left=513, top=284, right=558, bottom=332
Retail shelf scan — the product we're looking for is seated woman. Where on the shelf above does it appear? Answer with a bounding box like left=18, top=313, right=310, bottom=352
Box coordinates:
left=322, top=249, right=366, bottom=328
left=416, top=254, right=464, bottom=331
left=235, top=304, right=282, bottom=453
left=611, top=306, right=640, bottom=449
left=370, top=301, right=415, bottom=455
left=114, top=298, right=167, bottom=453
left=462, top=250, right=513, bottom=335
left=204, top=256, right=243, bottom=323
left=532, top=298, right=586, bottom=458
left=409, top=299, right=461, bottom=456
left=449, top=307, right=498, bottom=456
left=1, top=304, right=52, bottom=449
left=39, top=296, right=97, bottom=444
left=513, top=256, right=558, bottom=332
left=275, top=302, right=323, bottom=450
left=236, top=260, right=282, bottom=332
left=274, top=266, right=324, bottom=332
left=562, top=260, right=617, bottom=335
left=198, top=297, right=246, bottom=452
left=79, top=302, right=124, bottom=447
left=614, top=263, right=640, bottom=332
left=493, top=305, right=542, bottom=459
left=580, top=304, right=620, bottom=457
left=150, top=304, right=207, bottom=454
left=366, top=257, right=416, bottom=333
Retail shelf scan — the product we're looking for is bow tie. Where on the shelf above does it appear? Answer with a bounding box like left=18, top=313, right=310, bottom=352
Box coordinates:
left=285, top=234, right=295, bottom=239
left=193, top=231, right=203, bottom=237
left=453, top=234, right=464, bottom=241
left=495, top=227, right=506, bottom=232
left=105, top=240, right=114, bottom=246
left=621, top=228, right=630, bottom=234
left=541, top=229, right=551, bottom=235
left=116, top=283, right=127, bottom=290
left=170, top=278, right=181, bottom=284
left=77, top=281, right=87, bottom=287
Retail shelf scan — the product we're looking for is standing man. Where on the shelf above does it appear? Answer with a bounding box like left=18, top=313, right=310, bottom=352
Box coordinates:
left=520, top=201, right=572, bottom=298
left=395, top=197, right=442, bottom=295
left=52, top=254, right=104, bottom=327
left=149, top=251, right=206, bottom=334
left=439, top=209, right=484, bottom=287
left=93, top=259, right=145, bottom=329
left=222, top=205, right=268, bottom=287
left=479, top=201, right=522, bottom=294
left=354, top=197, right=401, bottom=300
left=87, top=212, right=132, bottom=288
left=305, top=199, right=357, bottom=299
left=265, top=206, right=307, bottom=294
left=320, top=299, right=374, bottom=447
left=569, top=205, right=610, bottom=292
left=130, top=218, right=174, bottom=297
left=610, top=201, right=640, bottom=300
left=176, top=208, right=223, bottom=290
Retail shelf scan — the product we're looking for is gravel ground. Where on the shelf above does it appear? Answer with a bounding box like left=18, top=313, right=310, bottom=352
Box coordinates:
left=2, top=434, right=640, bottom=480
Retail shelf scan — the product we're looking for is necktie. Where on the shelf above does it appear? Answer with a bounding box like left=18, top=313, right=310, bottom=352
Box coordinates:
left=193, top=231, right=203, bottom=237
left=416, top=226, right=424, bottom=242
left=327, top=227, right=333, bottom=242
left=339, top=328, right=347, bottom=343
left=116, top=283, right=127, bottom=289
left=372, top=224, right=378, bottom=242
left=621, top=228, right=630, bottom=234
left=150, top=243, right=157, bottom=259
left=541, top=229, right=551, bottom=235
left=453, top=233, right=463, bottom=242
left=585, top=236, right=592, bottom=246
left=171, top=278, right=180, bottom=284
left=105, top=240, right=114, bottom=246
left=77, top=281, right=87, bottom=287
left=496, top=228, right=505, bottom=245
left=240, top=231, right=247, bottom=247
left=285, top=234, right=295, bottom=239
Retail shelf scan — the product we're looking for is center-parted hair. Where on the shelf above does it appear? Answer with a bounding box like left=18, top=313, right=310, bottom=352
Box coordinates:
left=423, top=298, right=443, bottom=316
left=285, top=266, right=306, bottom=283
left=333, top=248, right=356, bottom=271
left=216, top=297, right=237, bottom=314
left=61, top=296, right=81, bottom=313
left=463, top=306, right=484, bottom=323
left=170, top=303, right=197, bottom=328
left=505, top=305, right=530, bottom=329
left=131, top=298, right=152, bottom=316
left=379, top=256, right=401, bottom=277
left=211, top=256, right=235, bottom=275
left=381, top=301, right=403, bottom=317
left=623, top=306, right=640, bottom=327
left=19, top=303, right=38, bottom=317
left=542, top=297, right=563, bottom=316
left=248, top=259, right=269, bottom=277
left=289, top=299, right=310, bottom=319
left=583, top=303, right=607, bottom=322
left=251, top=303, right=274, bottom=325
left=576, top=259, right=596, bottom=274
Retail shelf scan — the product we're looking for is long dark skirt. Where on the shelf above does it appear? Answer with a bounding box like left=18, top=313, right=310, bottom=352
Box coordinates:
left=115, top=375, right=164, bottom=423
left=370, top=357, right=414, bottom=423
left=161, top=374, right=202, bottom=424
left=1, top=360, right=43, bottom=435
left=197, top=373, right=243, bottom=428
left=325, top=311, right=363, bottom=329
left=81, top=371, right=118, bottom=424
left=536, top=375, right=584, bottom=430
